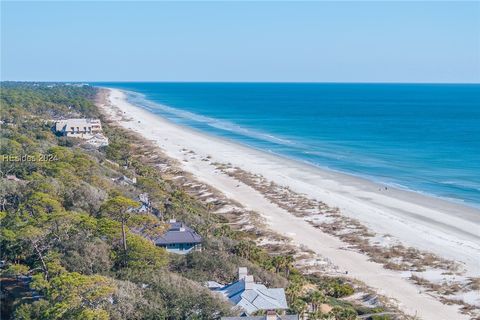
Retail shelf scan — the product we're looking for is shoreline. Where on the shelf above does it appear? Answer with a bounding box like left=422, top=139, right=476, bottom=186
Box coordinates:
left=99, top=87, right=479, bottom=319
left=122, top=88, right=480, bottom=211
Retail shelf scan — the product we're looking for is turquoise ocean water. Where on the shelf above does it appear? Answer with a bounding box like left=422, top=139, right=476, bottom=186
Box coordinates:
left=96, top=83, right=480, bottom=207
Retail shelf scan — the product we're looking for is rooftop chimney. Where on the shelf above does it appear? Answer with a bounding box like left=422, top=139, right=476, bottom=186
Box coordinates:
left=265, top=310, right=278, bottom=320
left=244, top=275, right=255, bottom=290
left=169, top=219, right=176, bottom=223
left=238, top=267, right=248, bottom=280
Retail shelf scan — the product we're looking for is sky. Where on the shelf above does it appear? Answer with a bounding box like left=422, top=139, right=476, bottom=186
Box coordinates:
left=1, top=1, right=479, bottom=83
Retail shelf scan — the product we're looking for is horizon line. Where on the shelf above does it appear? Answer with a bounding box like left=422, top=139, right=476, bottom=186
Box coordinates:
left=2, top=80, right=480, bottom=85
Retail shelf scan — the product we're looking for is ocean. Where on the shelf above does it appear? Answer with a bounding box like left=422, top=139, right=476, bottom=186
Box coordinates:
left=96, top=82, right=480, bottom=207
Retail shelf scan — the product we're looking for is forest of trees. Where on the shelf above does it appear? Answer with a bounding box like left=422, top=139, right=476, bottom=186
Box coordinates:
left=0, top=82, right=391, bottom=320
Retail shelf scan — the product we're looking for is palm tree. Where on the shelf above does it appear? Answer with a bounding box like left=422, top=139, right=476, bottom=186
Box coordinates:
left=234, top=240, right=259, bottom=261
left=284, top=255, right=295, bottom=277
left=290, top=298, right=308, bottom=318
left=286, top=275, right=304, bottom=303
left=204, top=202, right=215, bottom=236
left=330, top=306, right=357, bottom=320
left=272, top=256, right=284, bottom=274
left=307, top=290, right=326, bottom=313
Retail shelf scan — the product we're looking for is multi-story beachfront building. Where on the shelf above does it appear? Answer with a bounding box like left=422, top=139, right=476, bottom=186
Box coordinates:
left=53, top=118, right=108, bottom=147
left=54, top=118, right=103, bottom=138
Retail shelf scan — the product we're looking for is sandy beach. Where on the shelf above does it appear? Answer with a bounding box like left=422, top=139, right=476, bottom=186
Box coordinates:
left=101, top=88, right=480, bottom=319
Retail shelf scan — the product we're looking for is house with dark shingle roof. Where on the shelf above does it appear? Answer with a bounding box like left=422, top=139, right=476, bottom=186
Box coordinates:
left=154, top=219, right=202, bottom=254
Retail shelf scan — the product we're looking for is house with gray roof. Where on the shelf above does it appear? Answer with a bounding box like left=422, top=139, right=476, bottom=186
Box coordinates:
left=222, top=311, right=298, bottom=320
left=154, top=219, right=202, bottom=254
left=212, top=267, right=289, bottom=315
